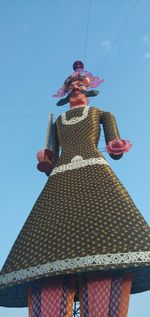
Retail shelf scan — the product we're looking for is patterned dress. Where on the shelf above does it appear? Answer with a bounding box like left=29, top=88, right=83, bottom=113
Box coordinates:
left=0, top=106, right=150, bottom=307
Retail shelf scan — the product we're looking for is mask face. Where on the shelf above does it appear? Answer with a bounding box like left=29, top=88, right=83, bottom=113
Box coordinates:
left=56, top=79, right=99, bottom=107
left=68, top=81, right=88, bottom=108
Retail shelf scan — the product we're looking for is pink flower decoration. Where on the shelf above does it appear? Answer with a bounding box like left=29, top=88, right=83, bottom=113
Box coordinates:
left=53, top=86, right=67, bottom=98
left=36, top=149, right=54, bottom=176
left=37, top=149, right=45, bottom=162
left=89, top=76, right=104, bottom=88
left=36, top=149, right=53, bottom=162
left=106, top=139, right=132, bottom=155
left=76, top=70, right=104, bottom=88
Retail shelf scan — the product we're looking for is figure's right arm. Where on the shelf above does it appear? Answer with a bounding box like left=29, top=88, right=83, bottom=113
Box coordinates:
left=101, top=111, right=132, bottom=160
left=36, top=121, right=60, bottom=176
left=101, top=111, right=123, bottom=160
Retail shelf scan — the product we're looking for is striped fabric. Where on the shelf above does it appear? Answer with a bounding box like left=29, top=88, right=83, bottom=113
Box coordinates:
left=27, top=277, right=75, bottom=317
left=79, top=274, right=132, bottom=317
left=27, top=274, right=132, bottom=317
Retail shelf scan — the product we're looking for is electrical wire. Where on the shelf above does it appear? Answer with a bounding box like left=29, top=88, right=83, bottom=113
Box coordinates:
left=97, top=0, right=139, bottom=73
left=0, top=1, right=139, bottom=119
left=83, top=0, right=92, bottom=63
left=0, top=114, right=46, bottom=123
left=126, top=159, right=150, bottom=182
left=0, top=102, right=49, bottom=111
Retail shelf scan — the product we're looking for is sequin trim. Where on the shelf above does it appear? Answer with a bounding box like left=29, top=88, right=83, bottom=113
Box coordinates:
left=61, top=106, right=90, bottom=125
left=50, top=156, right=109, bottom=176
left=0, top=251, right=150, bottom=286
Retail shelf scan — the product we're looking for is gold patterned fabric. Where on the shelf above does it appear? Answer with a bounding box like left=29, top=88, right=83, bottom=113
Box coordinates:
left=0, top=106, right=150, bottom=307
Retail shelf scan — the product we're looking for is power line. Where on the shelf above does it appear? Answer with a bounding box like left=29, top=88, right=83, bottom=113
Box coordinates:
left=0, top=102, right=49, bottom=111
left=0, top=114, right=46, bottom=123
left=126, top=158, right=150, bottom=182
left=83, top=0, right=92, bottom=63
left=97, top=0, right=139, bottom=73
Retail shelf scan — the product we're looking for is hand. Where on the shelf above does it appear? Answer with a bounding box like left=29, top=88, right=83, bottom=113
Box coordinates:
left=37, top=149, right=53, bottom=161
left=36, top=149, right=54, bottom=176
left=106, top=139, right=132, bottom=155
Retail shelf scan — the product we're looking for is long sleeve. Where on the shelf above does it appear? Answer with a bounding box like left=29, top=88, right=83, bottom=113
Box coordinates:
left=101, top=111, right=123, bottom=160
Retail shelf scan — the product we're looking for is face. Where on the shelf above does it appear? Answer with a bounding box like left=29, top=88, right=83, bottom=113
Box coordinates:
left=68, top=81, right=88, bottom=108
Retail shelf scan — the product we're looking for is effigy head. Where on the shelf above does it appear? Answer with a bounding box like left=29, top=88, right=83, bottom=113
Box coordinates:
left=53, top=61, right=104, bottom=107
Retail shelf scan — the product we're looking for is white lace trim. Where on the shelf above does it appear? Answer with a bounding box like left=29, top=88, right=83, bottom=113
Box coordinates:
left=69, top=105, right=87, bottom=109
left=0, top=251, right=150, bottom=285
left=61, top=106, right=89, bottom=125
left=50, top=156, right=109, bottom=176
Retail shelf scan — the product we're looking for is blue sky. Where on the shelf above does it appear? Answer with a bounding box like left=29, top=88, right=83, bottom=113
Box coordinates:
left=0, top=0, right=150, bottom=316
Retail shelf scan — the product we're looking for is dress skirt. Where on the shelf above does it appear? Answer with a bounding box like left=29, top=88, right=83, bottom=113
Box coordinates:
left=0, top=106, right=150, bottom=307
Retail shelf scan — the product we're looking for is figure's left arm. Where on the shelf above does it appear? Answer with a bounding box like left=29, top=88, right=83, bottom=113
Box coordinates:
left=101, top=111, right=132, bottom=160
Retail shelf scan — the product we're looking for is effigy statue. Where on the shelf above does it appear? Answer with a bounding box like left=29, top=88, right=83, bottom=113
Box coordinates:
left=0, top=61, right=150, bottom=317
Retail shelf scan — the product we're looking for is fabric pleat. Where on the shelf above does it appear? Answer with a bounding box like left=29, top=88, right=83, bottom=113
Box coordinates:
left=108, top=277, right=122, bottom=317
left=60, top=277, right=71, bottom=317
left=32, top=286, right=41, bottom=317
left=27, top=288, right=33, bottom=317
left=87, top=274, right=112, bottom=317
left=79, top=286, right=84, bottom=317
left=66, top=278, right=75, bottom=317
left=118, top=275, right=132, bottom=317
left=79, top=276, right=89, bottom=317
left=27, top=274, right=132, bottom=317
left=41, top=278, right=63, bottom=317
left=28, top=277, right=75, bottom=317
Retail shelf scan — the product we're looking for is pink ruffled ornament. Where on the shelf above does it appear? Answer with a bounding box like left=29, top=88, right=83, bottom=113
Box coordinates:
left=36, top=149, right=53, bottom=162
left=52, top=86, right=67, bottom=98
left=53, top=61, right=104, bottom=97
left=106, top=139, right=132, bottom=155
left=36, top=149, right=54, bottom=176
